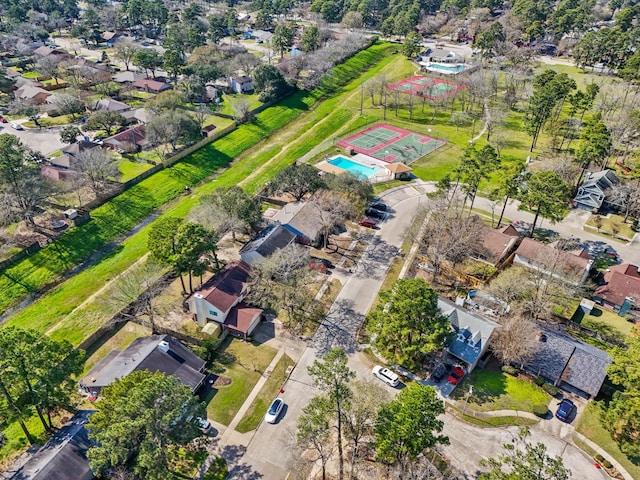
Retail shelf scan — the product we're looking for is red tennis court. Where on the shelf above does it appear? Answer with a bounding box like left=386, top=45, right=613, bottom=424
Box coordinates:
left=336, top=123, right=445, bottom=163
left=387, top=76, right=465, bottom=100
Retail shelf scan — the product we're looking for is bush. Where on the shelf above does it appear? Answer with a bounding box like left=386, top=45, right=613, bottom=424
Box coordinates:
left=602, top=459, right=613, bottom=469
left=542, top=383, right=559, bottom=396
left=501, top=365, right=518, bottom=376
left=532, top=403, right=549, bottom=417
left=595, top=454, right=604, bottom=463
left=533, top=376, right=545, bottom=386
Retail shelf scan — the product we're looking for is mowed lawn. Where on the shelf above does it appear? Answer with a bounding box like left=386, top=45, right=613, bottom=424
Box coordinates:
left=204, top=338, right=278, bottom=426
left=450, top=368, right=550, bottom=413
left=235, top=354, right=294, bottom=433
left=2, top=42, right=396, bottom=347
left=577, top=402, right=640, bottom=480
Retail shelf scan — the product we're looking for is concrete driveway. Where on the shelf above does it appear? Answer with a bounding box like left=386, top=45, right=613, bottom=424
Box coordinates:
left=224, top=182, right=616, bottom=480
left=1, top=122, right=65, bottom=155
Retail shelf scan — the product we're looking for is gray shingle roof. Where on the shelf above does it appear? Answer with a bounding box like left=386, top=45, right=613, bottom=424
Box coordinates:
left=81, top=335, right=206, bottom=393
left=240, top=222, right=296, bottom=260
left=524, top=326, right=611, bottom=397
left=10, top=411, right=95, bottom=480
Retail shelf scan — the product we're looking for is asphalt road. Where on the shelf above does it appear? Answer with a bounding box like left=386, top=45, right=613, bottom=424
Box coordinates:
left=1, top=122, right=65, bottom=155
left=229, top=182, right=614, bottom=480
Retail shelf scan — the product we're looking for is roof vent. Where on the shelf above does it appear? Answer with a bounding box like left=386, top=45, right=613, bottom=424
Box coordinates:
left=536, top=332, right=547, bottom=342
left=158, top=340, right=170, bottom=352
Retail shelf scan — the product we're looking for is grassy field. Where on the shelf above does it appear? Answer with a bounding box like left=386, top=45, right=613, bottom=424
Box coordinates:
left=204, top=338, right=277, bottom=426
left=0, top=42, right=396, bottom=343
left=117, top=157, right=154, bottom=182
left=235, top=354, right=294, bottom=433
left=577, top=402, right=640, bottom=480
left=219, top=93, right=262, bottom=117
left=571, top=303, right=634, bottom=338
left=450, top=368, right=550, bottom=413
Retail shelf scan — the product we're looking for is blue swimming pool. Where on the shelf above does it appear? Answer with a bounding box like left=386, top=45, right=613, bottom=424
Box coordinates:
left=426, top=63, right=467, bottom=73
left=328, top=156, right=378, bottom=178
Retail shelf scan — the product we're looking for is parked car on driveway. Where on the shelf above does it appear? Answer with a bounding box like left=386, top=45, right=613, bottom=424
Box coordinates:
left=0, top=116, right=8, bottom=123
left=370, top=201, right=388, bottom=212
left=265, top=397, right=285, bottom=424
left=10, top=122, right=23, bottom=130
left=372, top=365, right=400, bottom=387
left=365, top=208, right=385, bottom=220
left=359, top=218, right=378, bottom=229
left=430, top=364, right=451, bottom=382
left=447, top=366, right=465, bottom=385
left=555, top=398, right=576, bottom=422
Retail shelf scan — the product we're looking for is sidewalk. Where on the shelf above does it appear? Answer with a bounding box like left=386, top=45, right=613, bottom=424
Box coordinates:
left=195, top=348, right=285, bottom=479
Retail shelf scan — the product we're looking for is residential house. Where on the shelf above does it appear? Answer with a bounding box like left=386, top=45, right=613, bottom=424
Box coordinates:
left=79, top=335, right=206, bottom=396
left=102, top=124, right=148, bottom=152
left=132, top=77, right=171, bottom=94
left=63, top=139, right=99, bottom=157
left=91, top=98, right=131, bottom=113
left=240, top=222, right=296, bottom=266
left=593, top=263, right=640, bottom=315
left=122, top=107, right=154, bottom=124
left=113, top=70, right=146, bottom=84
left=229, top=76, right=253, bottom=94
left=41, top=140, right=100, bottom=181
left=101, top=31, right=124, bottom=47
left=522, top=326, right=611, bottom=398
left=272, top=201, right=324, bottom=246
left=185, top=262, right=263, bottom=339
left=248, top=29, right=273, bottom=43
left=15, top=84, right=51, bottom=104
left=32, top=45, right=73, bottom=61
left=438, top=298, right=499, bottom=371
left=513, top=238, right=593, bottom=285
left=7, top=410, right=95, bottom=480
left=474, top=224, right=521, bottom=268
left=573, top=170, right=619, bottom=211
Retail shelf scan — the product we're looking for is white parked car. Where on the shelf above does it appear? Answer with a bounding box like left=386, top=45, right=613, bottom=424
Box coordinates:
left=264, top=397, right=285, bottom=424
left=372, top=365, right=400, bottom=387
left=10, top=122, right=23, bottom=130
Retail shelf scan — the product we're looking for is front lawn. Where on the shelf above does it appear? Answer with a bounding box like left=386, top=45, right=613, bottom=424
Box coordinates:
left=585, top=214, right=635, bottom=241
left=235, top=354, right=294, bottom=433
left=577, top=402, right=640, bottom=480
left=204, top=337, right=277, bottom=426
left=24, top=114, right=77, bottom=128
left=450, top=368, right=550, bottom=413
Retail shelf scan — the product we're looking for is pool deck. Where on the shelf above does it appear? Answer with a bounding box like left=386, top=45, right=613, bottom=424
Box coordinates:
left=314, top=154, right=394, bottom=183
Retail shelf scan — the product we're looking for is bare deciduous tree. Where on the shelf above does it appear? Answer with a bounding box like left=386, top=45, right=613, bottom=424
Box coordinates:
left=607, top=179, right=640, bottom=222
left=312, top=190, right=359, bottom=248
left=491, top=315, right=540, bottom=366
left=75, top=148, right=119, bottom=197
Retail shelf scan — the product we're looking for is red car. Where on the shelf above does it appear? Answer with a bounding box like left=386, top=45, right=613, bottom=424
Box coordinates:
left=447, top=366, right=465, bottom=385
left=359, top=218, right=377, bottom=229
left=0, top=116, right=7, bottom=123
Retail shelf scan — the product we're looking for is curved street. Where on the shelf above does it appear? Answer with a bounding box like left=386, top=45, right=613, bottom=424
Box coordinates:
left=217, top=181, right=624, bottom=480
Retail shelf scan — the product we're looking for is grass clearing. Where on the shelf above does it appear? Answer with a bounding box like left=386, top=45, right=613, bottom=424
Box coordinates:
left=117, top=157, right=154, bottom=182
left=445, top=403, right=538, bottom=428
left=204, top=337, right=277, bottom=426
left=571, top=303, right=633, bottom=339
left=577, top=402, right=640, bottom=479
left=235, top=354, right=294, bottom=433
left=450, top=368, right=550, bottom=414
left=1, top=42, right=396, bottom=344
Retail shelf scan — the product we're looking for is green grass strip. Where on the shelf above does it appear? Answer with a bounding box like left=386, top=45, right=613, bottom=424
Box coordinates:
left=3, top=42, right=395, bottom=344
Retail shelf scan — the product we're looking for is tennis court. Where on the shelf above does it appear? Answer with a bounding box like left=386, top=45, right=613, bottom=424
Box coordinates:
left=336, top=123, right=445, bottom=164
left=387, top=76, right=465, bottom=100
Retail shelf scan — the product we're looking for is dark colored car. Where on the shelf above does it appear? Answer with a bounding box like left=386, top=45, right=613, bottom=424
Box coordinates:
left=447, top=366, right=465, bottom=385
left=430, top=364, right=450, bottom=382
left=359, top=218, right=377, bottom=229
left=555, top=398, right=576, bottom=422
left=370, top=201, right=388, bottom=212
left=365, top=208, right=385, bottom=220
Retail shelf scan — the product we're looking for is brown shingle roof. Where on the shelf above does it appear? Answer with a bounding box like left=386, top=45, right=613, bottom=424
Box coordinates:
left=515, top=238, right=591, bottom=277
left=197, top=262, right=252, bottom=313
left=595, top=264, right=640, bottom=306
left=224, top=303, right=263, bottom=334
left=132, top=78, right=170, bottom=92
left=386, top=163, right=412, bottom=174
left=476, top=225, right=520, bottom=265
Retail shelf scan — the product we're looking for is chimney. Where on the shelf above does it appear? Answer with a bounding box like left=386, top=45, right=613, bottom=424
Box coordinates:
left=158, top=340, right=170, bottom=352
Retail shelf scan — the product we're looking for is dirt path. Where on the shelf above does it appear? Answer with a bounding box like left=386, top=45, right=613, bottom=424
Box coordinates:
left=45, top=253, right=151, bottom=336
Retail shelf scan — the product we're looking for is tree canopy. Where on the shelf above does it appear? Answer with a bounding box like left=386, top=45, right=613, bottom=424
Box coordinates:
left=522, top=170, right=569, bottom=237
left=87, top=371, right=206, bottom=480
left=268, top=163, right=325, bottom=201
left=367, top=278, right=450, bottom=370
